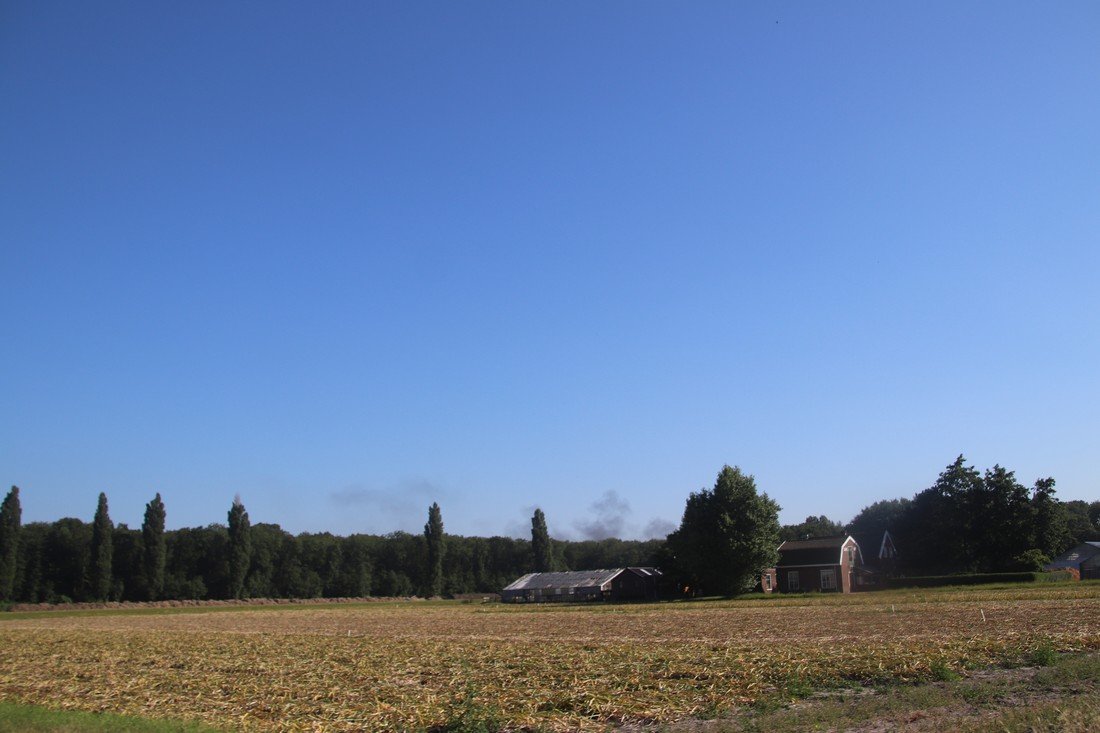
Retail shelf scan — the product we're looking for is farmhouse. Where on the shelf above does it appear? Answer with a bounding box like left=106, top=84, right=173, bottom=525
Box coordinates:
left=1045, top=541, right=1100, bottom=580
left=775, top=535, right=864, bottom=593
left=502, top=567, right=661, bottom=603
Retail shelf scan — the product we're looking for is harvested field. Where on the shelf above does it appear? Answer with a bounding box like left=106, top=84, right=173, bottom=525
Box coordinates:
left=2, top=585, right=1098, bottom=731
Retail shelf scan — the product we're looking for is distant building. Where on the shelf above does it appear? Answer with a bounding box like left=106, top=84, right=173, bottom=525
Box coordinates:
left=1045, top=542, right=1100, bottom=580
left=775, top=536, right=863, bottom=593
left=502, top=568, right=661, bottom=603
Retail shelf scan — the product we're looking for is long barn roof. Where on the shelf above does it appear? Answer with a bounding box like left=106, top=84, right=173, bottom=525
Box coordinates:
left=503, top=569, right=625, bottom=592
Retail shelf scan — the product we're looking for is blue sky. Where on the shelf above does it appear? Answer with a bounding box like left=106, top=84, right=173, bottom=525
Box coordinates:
left=2, top=2, right=1098, bottom=540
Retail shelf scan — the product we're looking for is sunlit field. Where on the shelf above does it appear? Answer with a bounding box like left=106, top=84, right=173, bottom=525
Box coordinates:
left=2, top=584, right=1098, bottom=731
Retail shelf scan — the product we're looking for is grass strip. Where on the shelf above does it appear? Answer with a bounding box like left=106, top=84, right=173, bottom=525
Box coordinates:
left=681, top=652, right=1100, bottom=733
left=0, top=702, right=220, bottom=732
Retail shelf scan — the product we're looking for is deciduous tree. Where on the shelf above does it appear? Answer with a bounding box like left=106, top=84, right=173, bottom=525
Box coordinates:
left=845, top=498, right=911, bottom=537
left=665, top=466, right=780, bottom=596
left=895, top=456, right=982, bottom=573
left=780, top=515, right=844, bottom=542
left=1031, top=478, right=1069, bottom=559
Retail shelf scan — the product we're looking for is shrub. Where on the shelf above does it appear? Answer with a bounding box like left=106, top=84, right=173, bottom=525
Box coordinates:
left=1011, top=549, right=1050, bottom=572
left=929, top=660, right=961, bottom=682
left=1027, top=643, right=1058, bottom=667
left=1039, top=570, right=1075, bottom=582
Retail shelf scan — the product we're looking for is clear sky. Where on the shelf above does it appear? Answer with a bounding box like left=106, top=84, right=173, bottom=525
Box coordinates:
left=2, top=2, right=1098, bottom=540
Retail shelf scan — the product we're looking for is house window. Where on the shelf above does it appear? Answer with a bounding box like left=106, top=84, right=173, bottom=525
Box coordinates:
left=788, top=571, right=800, bottom=591
left=765, top=573, right=772, bottom=591
left=821, top=568, right=837, bottom=590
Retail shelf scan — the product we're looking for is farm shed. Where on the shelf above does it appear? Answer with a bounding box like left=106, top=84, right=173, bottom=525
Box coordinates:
left=502, top=567, right=661, bottom=603
left=775, top=536, right=863, bottom=593
left=1045, top=542, right=1100, bottom=580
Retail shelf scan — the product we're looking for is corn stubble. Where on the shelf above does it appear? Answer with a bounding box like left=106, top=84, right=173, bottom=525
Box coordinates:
left=1, top=588, right=1097, bottom=731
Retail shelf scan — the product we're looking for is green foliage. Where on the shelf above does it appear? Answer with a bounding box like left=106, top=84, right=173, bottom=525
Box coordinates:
left=666, top=465, right=781, bottom=596
left=14, top=522, right=47, bottom=602
left=896, top=456, right=1073, bottom=575
left=142, top=494, right=167, bottom=601
left=530, top=508, right=552, bottom=572
left=779, top=515, right=844, bottom=542
left=929, top=660, right=961, bottom=681
left=425, top=502, right=445, bottom=597
left=45, top=518, right=92, bottom=602
left=1062, top=500, right=1100, bottom=545
left=1039, top=570, right=1074, bottom=582
left=896, top=456, right=983, bottom=574
left=845, top=497, right=911, bottom=537
left=886, top=572, right=1045, bottom=589
left=558, top=537, right=663, bottom=572
left=5, top=500, right=662, bottom=604
left=1026, top=642, right=1058, bottom=667
left=0, top=701, right=217, bottom=732
left=434, top=685, right=503, bottom=733
left=1011, top=549, right=1049, bottom=572
left=1030, top=478, right=1069, bottom=558
left=110, top=524, right=143, bottom=601
left=0, top=487, right=21, bottom=601
left=89, top=493, right=113, bottom=601
left=164, top=525, right=226, bottom=600
left=227, top=496, right=251, bottom=600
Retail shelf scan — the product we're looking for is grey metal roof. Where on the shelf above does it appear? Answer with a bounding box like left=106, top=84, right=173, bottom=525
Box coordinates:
left=629, top=567, right=660, bottom=577
left=503, top=569, right=626, bottom=592
left=1047, top=542, right=1100, bottom=569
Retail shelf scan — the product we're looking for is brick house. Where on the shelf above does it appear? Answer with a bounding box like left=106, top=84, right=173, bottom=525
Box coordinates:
left=775, top=536, right=863, bottom=593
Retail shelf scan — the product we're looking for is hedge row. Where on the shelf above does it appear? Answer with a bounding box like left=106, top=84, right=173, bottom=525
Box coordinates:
left=885, top=571, right=1073, bottom=589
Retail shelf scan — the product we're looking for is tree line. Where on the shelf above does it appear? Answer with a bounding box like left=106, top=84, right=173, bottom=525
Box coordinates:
left=656, top=457, right=1098, bottom=596
left=1, top=455, right=1096, bottom=604
left=0, top=487, right=661, bottom=604
left=773, top=456, right=1098, bottom=576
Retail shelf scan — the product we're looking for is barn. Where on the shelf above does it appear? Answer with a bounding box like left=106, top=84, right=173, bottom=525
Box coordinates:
left=501, top=567, right=661, bottom=603
left=1045, top=542, right=1100, bottom=580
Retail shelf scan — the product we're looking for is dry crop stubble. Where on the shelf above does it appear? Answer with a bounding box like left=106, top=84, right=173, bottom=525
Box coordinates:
left=1, top=587, right=1098, bottom=731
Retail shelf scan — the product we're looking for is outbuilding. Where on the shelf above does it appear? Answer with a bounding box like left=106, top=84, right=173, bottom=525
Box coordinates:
left=502, top=567, right=661, bottom=603
left=1045, top=542, right=1100, bottom=580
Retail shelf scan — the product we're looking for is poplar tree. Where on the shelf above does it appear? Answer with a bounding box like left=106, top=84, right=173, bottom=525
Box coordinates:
left=89, top=492, right=114, bottom=601
left=142, top=493, right=167, bottom=601
left=424, top=502, right=445, bottom=597
left=227, top=496, right=252, bottom=599
left=531, top=508, right=552, bottom=572
left=0, top=486, right=21, bottom=601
